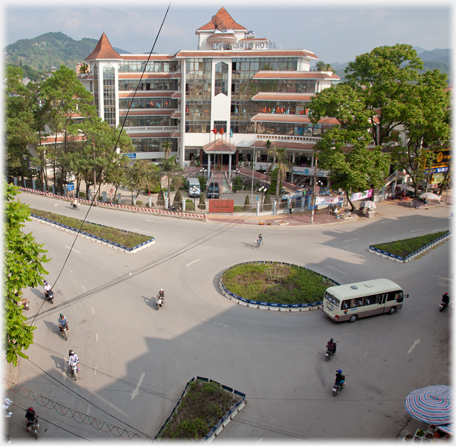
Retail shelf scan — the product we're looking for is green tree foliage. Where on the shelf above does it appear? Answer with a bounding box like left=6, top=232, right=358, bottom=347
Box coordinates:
left=158, top=155, right=182, bottom=200
left=308, top=44, right=450, bottom=208
left=4, top=182, right=50, bottom=365
left=244, top=193, right=251, bottom=212
left=198, top=193, right=206, bottom=210
left=157, top=189, right=165, bottom=206
left=124, top=160, right=158, bottom=201
left=173, top=190, right=183, bottom=208
left=5, top=66, right=39, bottom=179
left=316, top=61, right=334, bottom=72
left=267, top=147, right=289, bottom=200
left=162, top=141, right=173, bottom=160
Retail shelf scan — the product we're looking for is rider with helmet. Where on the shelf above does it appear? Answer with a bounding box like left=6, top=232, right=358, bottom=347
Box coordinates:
left=335, top=369, right=345, bottom=387
left=326, top=338, right=337, bottom=355
left=25, top=407, right=37, bottom=427
left=157, top=288, right=165, bottom=300
left=68, top=350, right=79, bottom=369
left=442, top=292, right=450, bottom=305
left=59, top=313, right=69, bottom=334
left=44, top=281, right=52, bottom=298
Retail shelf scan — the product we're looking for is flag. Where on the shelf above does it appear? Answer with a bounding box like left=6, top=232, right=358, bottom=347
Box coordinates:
left=220, top=128, right=224, bottom=135
left=212, top=128, right=218, bottom=135
left=230, top=128, right=234, bottom=138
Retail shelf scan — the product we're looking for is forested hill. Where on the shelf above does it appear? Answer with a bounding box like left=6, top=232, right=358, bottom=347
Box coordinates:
left=5, top=32, right=128, bottom=72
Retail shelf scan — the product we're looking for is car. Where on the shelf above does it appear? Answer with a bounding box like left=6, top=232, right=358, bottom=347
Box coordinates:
left=207, top=182, right=220, bottom=198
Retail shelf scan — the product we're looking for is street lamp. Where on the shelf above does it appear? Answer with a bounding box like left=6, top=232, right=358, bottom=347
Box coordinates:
left=258, top=185, right=267, bottom=211
left=233, top=168, right=240, bottom=193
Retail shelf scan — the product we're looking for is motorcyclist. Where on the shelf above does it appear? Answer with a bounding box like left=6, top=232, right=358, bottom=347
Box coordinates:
left=25, top=407, right=37, bottom=428
left=442, top=292, right=450, bottom=305
left=44, top=281, right=52, bottom=298
left=68, top=350, right=79, bottom=370
left=59, top=313, right=69, bottom=334
left=335, top=369, right=345, bottom=387
left=72, top=198, right=79, bottom=209
left=326, top=338, right=337, bottom=355
left=157, top=288, right=165, bottom=301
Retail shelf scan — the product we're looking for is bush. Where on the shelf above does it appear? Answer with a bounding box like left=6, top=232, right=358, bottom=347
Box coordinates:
left=198, top=194, right=206, bottom=210
left=173, top=190, right=183, bottom=207
left=157, top=189, right=165, bottom=206
left=136, top=200, right=143, bottom=206
left=186, top=202, right=195, bottom=211
left=146, top=202, right=154, bottom=208
left=234, top=206, right=243, bottom=212
left=263, top=193, right=272, bottom=211
left=78, top=191, right=86, bottom=198
left=243, top=194, right=251, bottom=212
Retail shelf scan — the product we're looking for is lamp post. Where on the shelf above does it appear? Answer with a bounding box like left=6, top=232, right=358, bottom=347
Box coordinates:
left=233, top=168, right=240, bottom=193
left=258, top=185, right=267, bottom=211
left=310, top=155, right=318, bottom=224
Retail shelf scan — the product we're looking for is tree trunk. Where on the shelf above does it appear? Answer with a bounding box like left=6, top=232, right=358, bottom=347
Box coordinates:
left=346, top=190, right=355, bottom=211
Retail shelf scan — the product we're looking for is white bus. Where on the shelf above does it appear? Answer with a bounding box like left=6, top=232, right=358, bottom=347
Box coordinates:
left=321, top=279, right=408, bottom=323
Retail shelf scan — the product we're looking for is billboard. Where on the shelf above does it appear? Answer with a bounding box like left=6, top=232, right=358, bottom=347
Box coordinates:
left=208, top=199, right=234, bottom=213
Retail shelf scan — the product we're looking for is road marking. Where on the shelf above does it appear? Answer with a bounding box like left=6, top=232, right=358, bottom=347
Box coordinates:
left=326, top=266, right=347, bottom=275
left=65, top=246, right=81, bottom=253
left=410, top=229, right=423, bottom=232
left=186, top=259, right=201, bottom=267
left=343, top=239, right=359, bottom=242
left=408, top=338, right=421, bottom=354
left=96, top=333, right=98, bottom=342
left=87, top=405, right=91, bottom=415
left=91, top=307, right=94, bottom=314
left=364, top=352, right=368, bottom=357
left=94, top=366, right=97, bottom=376
left=131, top=373, right=145, bottom=400
left=82, top=287, right=86, bottom=292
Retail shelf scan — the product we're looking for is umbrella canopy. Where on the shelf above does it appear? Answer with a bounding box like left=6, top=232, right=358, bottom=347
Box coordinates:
left=435, top=423, right=453, bottom=435
left=405, top=385, right=453, bottom=425
left=420, top=192, right=441, bottom=201
left=397, top=184, right=415, bottom=192
left=360, top=201, right=376, bottom=209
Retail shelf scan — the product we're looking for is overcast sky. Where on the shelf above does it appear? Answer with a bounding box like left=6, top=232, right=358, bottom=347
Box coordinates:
left=2, top=0, right=453, bottom=64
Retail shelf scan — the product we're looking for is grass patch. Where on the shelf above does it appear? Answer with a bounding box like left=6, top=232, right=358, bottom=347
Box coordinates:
left=222, top=262, right=333, bottom=304
left=158, top=380, right=242, bottom=440
left=30, top=208, right=151, bottom=249
left=371, top=231, right=448, bottom=258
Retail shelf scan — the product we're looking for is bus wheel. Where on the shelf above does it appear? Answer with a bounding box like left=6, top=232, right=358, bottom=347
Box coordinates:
left=348, top=315, right=358, bottom=323
left=388, top=307, right=396, bottom=315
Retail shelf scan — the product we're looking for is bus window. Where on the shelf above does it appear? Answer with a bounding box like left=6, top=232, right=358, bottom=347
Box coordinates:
left=379, top=294, right=388, bottom=304
left=352, top=297, right=364, bottom=307
left=365, top=295, right=378, bottom=305
left=342, top=300, right=351, bottom=310
left=325, top=292, right=340, bottom=307
left=387, top=292, right=397, bottom=302
left=397, top=292, right=404, bottom=303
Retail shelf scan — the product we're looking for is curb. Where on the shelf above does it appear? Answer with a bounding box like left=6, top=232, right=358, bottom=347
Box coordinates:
left=368, top=231, right=451, bottom=263
left=19, top=187, right=207, bottom=221
left=30, top=215, right=155, bottom=254
left=219, top=261, right=340, bottom=312
left=154, top=376, right=246, bottom=442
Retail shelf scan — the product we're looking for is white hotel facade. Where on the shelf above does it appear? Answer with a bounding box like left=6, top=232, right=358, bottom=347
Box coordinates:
left=79, top=7, right=340, bottom=178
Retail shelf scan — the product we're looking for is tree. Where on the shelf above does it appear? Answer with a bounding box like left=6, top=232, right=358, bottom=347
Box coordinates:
left=316, top=61, right=334, bottom=72
left=158, top=155, right=182, bottom=200
left=162, top=141, right=173, bottom=160
left=197, top=193, right=206, bottom=210
left=4, top=182, right=50, bottom=365
left=267, top=147, right=289, bottom=200
left=5, top=66, right=39, bottom=180
left=157, top=189, right=165, bottom=206
left=124, top=160, right=158, bottom=202
left=244, top=194, right=251, bottom=212
left=308, top=44, right=449, bottom=206
left=173, top=190, right=183, bottom=208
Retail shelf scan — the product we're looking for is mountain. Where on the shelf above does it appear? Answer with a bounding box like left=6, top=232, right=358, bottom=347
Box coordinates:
left=4, top=32, right=129, bottom=72
left=315, top=48, right=451, bottom=83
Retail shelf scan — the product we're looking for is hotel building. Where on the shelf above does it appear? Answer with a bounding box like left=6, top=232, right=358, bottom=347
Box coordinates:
left=79, top=7, right=340, bottom=183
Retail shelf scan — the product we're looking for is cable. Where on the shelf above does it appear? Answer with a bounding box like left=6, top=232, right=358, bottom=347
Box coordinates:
left=30, top=3, right=171, bottom=326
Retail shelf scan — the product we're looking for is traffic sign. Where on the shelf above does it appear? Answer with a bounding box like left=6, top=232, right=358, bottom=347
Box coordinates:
left=67, top=183, right=75, bottom=191
left=110, top=188, right=113, bottom=194
left=126, top=153, right=136, bottom=159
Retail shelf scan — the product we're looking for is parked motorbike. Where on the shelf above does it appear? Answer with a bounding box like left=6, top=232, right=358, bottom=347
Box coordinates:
left=156, top=296, right=164, bottom=311
left=26, top=418, right=40, bottom=439
left=70, top=363, right=79, bottom=381
left=44, top=289, right=54, bottom=304
left=440, top=301, right=448, bottom=312
left=332, top=380, right=346, bottom=397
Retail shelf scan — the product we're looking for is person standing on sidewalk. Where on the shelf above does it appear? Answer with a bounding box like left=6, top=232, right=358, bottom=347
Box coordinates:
left=289, top=200, right=293, bottom=214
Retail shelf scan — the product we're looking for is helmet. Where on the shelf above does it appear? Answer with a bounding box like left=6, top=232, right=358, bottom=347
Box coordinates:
left=60, top=313, right=64, bottom=318
left=160, top=288, right=163, bottom=292
left=28, top=407, right=34, bottom=411
left=44, top=281, right=48, bottom=285
left=330, top=338, right=334, bottom=342
left=69, top=350, right=74, bottom=356
left=444, top=292, right=448, bottom=295
left=337, top=369, right=342, bottom=373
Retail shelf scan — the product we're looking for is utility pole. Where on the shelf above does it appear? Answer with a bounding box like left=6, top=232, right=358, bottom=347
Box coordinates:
left=310, top=155, right=318, bottom=224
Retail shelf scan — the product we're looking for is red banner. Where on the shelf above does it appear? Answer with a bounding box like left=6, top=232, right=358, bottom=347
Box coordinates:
left=208, top=199, right=234, bottom=213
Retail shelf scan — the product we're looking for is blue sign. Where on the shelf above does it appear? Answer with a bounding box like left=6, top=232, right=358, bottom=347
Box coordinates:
left=66, top=183, right=75, bottom=191
left=126, top=153, right=137, bottom=159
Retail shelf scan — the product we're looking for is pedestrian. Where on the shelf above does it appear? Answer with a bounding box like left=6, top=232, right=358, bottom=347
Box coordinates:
left=289, top=201, right=292, bottom=214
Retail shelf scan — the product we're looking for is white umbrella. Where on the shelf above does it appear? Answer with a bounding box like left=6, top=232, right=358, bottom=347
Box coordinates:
left=397, top=184, right=415, bottom=192
left=420, top=192, right=441, bottom=201
left=360, top=201, right=376, bottom=209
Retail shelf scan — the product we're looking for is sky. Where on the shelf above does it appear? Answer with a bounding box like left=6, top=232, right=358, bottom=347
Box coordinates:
left=2, top=0, right=453, bottom=64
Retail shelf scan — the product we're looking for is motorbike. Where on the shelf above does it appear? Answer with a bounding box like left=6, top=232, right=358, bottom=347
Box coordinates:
left=26, top=418, right=40, bottom=439
left=325, top=348, right=336, bottom=361
left=332, top=380, right=346, bottom=397
left=156, top=296, right=164, bottom=311
left=70, top=362, right=79, bottom=381
left=44, top=289, right=54, bottom=304
left=71, top=203, right=80, bottom=211
left=60, top=326, right=69, bottom=341
left=440, top=301, right=448, bottom=312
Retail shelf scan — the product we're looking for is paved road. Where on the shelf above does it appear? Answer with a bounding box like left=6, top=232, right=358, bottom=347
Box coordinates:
left=5, top=191, right=452, bottom=441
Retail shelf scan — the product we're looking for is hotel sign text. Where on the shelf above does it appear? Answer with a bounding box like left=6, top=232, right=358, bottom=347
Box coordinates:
left=213, top=42, right=277, bottom=50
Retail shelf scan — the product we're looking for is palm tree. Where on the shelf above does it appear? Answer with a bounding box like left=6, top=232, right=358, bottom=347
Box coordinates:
left=162, top=141, right=173, bottom=160
left=158, top=155, right=181, bottom=204
left=267, top=147, right=290, bottom=202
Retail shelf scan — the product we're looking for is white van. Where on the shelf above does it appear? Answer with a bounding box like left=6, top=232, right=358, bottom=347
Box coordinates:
left=188, top=178, right=201, bottom=197
left=321, top=278, right=408, bottom=323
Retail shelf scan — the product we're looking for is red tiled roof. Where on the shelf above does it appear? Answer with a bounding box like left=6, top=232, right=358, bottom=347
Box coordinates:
left=252, top=93, right=315, bottom=102
left=78, top=73, right=93, bottom=80
left=127, top=132, right=175, bottom=138
left=253, top=71, right=340, bottom=80
left=203, top=139, right=237, bottom=153
left=120, top=54, right=175, bottom=61
left=196, top=7, right=247, bottom=32
left=171, top=92, right=181, bottom=98
left=85, top=33, right=122, bottom=61
left=171, top=112, right=181, bottom=118
left=39, top=134, right=87, bottom=145
left=251, top=113, right=339, bottom=125
left=118, top=73, right=176, bottom=79
left=175, top=50, right=318, bottom=59
left=119, top=110, right=175, bottom=116
left=118, top=92, right=175, bottom=98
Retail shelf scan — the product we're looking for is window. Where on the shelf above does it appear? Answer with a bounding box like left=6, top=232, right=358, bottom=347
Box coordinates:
left=325, top=292, right=340, bottom=307
left=214, top=62, right=228, bottom=96
left=365, top=295, right=378, bottom=305
left=103, top=63, right=116, bottom=127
